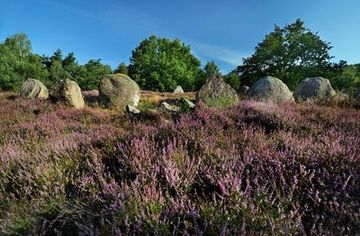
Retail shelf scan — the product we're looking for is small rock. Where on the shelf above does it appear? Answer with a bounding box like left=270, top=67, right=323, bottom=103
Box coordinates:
left=126, top=105, right=140, bottom=114
left=161, top=102, right=181, bottom=112
left=173, top=86, right=184, bottom=94
left=181, top=98, right=195, bottom=110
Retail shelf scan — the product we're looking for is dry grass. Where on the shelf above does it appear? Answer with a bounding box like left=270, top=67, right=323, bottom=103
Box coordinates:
left=0, top=92, right=17, bottom=101
left=329, top=93, right=359, bottom=108
left=140, top=90, right=196, bottom=104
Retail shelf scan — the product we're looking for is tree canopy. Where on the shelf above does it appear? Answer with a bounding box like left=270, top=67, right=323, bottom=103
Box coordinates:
left=237, top=19, right=345, bottom=90
left=114, top=62, right=128, bottom=75
left=128, top=35, right=202, bottom=92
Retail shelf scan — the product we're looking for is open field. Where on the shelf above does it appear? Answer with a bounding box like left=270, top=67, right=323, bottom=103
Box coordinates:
left=0, top=92, right=360, bottom=234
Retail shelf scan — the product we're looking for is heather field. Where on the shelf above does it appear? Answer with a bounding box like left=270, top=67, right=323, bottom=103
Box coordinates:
left=1, top=93, right=360, bottom=235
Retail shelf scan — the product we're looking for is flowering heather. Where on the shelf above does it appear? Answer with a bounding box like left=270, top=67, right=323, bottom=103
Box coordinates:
left=1, top=94, right=360, bottom=235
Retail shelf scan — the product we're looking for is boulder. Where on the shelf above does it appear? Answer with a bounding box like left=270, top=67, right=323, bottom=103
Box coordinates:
left=294, top=77, right=336, bottom=102
left=173, top=86, right=184, bottom=94
left=248, top=76, right=294, bottom=103
left=197, top=75, right=239, bottom=107
left=98, top=73, right=140, bottom=110
left=20, top=79, right=49, bottom=100
left=50, top=79, right=85, bottom=109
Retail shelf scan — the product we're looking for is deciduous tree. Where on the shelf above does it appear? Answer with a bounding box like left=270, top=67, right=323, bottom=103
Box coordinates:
left=128, top=35, right=201, bottom=92
left=237, top=19, right=344, bottom=90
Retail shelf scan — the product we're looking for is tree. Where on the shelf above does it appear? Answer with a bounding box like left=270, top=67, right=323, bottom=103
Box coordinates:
left=224, top=72, right=241, bottom=91
left=0, top=33, right=114, bottom=91
left=76, top=59, right=112, bottom=90
left=0, top=43, right=20, bottom=90
left=62, top=52, right=80, bottom=78
left=128, top=35, right=202, bottom=92
left=204, top=61, right=221, bottom=78
left=44, top=49, right=67, bottom=86
left=114, top=62, right=128, bottom=74
left=0, top=33, right=47, bottom=91
left=237, top=19, right=344, bottom=90
left=62, top=53, right=77, bottom=69
left=331, top=63, right=360, bottom=93
left=18, top=54, right=48, bottom=82
left=4, top=33, right=32, bottom=62
left=47, top=60, right=66, bottom=86
left=196, top=61, right=221, bottom=89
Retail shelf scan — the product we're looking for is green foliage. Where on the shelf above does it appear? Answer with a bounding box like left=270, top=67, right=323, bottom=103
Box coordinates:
left=237, top=19, right=344, bottom=90
left=224, top=72, right=241, bottom=91
left=331, top=63, right=360, bottom=94
left=0, top=43, right=21, bottom=90
left=128, top=35, right=202, bottom=92
left=76, top=59, right=112, bottom=90
left=203, top=96, right=238, bottom=108
left=114, top=62, right=128, bottom=75
left=138, top=100, right=157, bottom=110
left=0, top=33, right=48, bottom=91
left=4, top=33, right=32, bottom=62
left=197, top=61, right=222, bottom=89
left=204, top=61, right=221, bottom=78
left=0, top=33, right=112, bottom=91
left=47, top=60, right=67, bottom=86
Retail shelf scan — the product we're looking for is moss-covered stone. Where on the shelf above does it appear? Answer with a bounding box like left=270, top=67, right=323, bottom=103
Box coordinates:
left=197, top=75, right=239, bottom=107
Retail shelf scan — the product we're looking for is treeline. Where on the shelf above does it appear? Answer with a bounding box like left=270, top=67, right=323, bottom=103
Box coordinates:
left=0, top=33, right=117, bottom=91
left=1, top=19, right=360, bottom=93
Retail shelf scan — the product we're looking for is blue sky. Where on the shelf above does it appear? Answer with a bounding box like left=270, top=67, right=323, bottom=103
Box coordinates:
left=1, top=0, right=359, bottom=73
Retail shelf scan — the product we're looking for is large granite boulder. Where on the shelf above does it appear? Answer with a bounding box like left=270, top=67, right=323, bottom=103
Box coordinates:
left=20, top=79, right=49, bottom=100
left=50, top=79, right=85, bottom=109
left=197, top=75, right=239, bottom=107
left=248, top=76, right=294, bottom=103
left=98, top=74, right=140, bottom=110
left=294, top=77, right=336, bottom=102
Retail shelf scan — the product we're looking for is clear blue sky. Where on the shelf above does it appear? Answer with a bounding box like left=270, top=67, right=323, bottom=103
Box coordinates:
left=1, top=0, right=359, bottom=73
